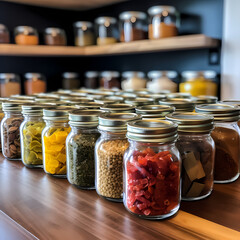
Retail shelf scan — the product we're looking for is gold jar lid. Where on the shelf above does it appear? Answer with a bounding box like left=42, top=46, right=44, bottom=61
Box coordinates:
left=192, top=95, right=218, bottom=104
left=2, top=101, right=34, bottom=112
left=221, top=99, right=240, bottom=106
left=159, top=99, right=195, bottom=112
left=100, top=103, right=135, bottom=113
left=125, top=98, right=155, bottom=107
left=167, top=92, right=192, bottom=99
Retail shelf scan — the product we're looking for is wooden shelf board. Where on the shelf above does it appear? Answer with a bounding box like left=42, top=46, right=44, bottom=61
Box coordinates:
left=0, top=35, right=220, bottom=57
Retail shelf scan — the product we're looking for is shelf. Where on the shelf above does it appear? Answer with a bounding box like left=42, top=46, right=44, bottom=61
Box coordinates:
left=0, top=35, right=220, bottom=57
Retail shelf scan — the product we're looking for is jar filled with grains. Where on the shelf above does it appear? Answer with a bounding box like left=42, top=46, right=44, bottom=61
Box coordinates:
left=95, top=112, right=141, bottom=202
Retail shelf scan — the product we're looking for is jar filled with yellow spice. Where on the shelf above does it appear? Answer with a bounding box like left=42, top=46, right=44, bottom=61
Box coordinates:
left=74, top=21, right=95, bottom=46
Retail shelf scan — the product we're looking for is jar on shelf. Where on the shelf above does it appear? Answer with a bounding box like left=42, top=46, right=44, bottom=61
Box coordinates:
left=100, top=71, right=120, bottom=89
left=20, top=105, right=46, bottom=168
left=0, top=24, right=10, bottom=43
left=84, top=71, right=99, bottom=89
left=125, top=98, right=155, bottom=107
left=148, top=5, right=179, bottom=39
left=121, top=71, right=147, bottom=90
left=160, top=99, right=195, bottom=112
left=24, top=73, right=47, bottom=95
left=42, top=108, right=72, bottom=177
left=100, top=103, right=135, bottom=113
left=0, top=73, right=21, bottom=97
left=1, top=102, right=24, bottom=160
left=124, top=120, right=181, bottom=219
left=180, top=71, right=218, bottom=97
left=62, top=72, right=80, bottom=89
left=166, top=112, right=215, bottom=200
left=95, top=112, right=141, bottom=202
left=44, top=28, right=67, bottom=46
left=95, top=17, right=118, bottom=45
left=0, top=101, right=5, bottom=151
left=66, top=109, right=102, bottom=189
left=119, top=11, right=147, bottom=42
left=74, top=21, right=95, bottom=47
left=196, top=104, right=240, bottom=183
left=14, top=26, right=39, bottom=45
left=147, top=71, right=178, bottom=93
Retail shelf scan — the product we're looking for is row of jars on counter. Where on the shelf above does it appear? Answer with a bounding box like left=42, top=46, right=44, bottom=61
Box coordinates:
left=0, top=89, right=239, bottom=220
left=0, top=5, right=180, bottom=46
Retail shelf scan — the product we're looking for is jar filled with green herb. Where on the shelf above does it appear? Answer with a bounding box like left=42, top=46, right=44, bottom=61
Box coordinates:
left=66, top=109, right=102, bottom=189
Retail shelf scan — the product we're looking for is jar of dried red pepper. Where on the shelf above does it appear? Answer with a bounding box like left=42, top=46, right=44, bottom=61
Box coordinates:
left=124, top=120, right=181, bottom=219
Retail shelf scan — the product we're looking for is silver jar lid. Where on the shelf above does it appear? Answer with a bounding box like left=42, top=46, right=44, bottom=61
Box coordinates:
left=43, top=107, right=75, bottom=121
left=181, top=71, right=217, bottom=79
left=44, top=27, right=65, bottom=35
left=119, top=11, right=147, bottom=20
left=94, top=99, right=117, bottom=105
left=62, top=72, right=79, bottom=79
left=24, top=73, right=45, bottom=80
left=125, top=98, right=155, bottom=106
left=10, top=95, right=36, bottom=100
left=0, top=73, right=20, bottom=81
left=95, top=17, right=117, bottom=25
left=136, top=93, right=166, bottom=101
left=104, top=96, right=124, bottom=103
left=22, top=104, right=55, bottom=116
left=221, top=100, right=240, bottom=106
left=98, top=113, right=141, bottom=132
left=167, top=92, right=192, bottom=99
left=127, top=120, right=178, bottom=143
left=74, top=21, right=93, bottom=28
left=100, top=71, right=120, bottom=78
left=122, top=71, right=145, bottom=79
left=100, top=103, right=135, bottom=113
left=2, top=101, right=31, bottom=112
left=160, top=99, right=195, bottom=112
left=166, top=112, right=214, bottom=133
left=75, top=102, right=103, bottom=109
left=85, top=71, right=98, bottom=78
left=192, top=95, right=218, bottom=104
left=14, top=26, right=37, bottom=34
left=148, top=71, right=178, bottom=79
left=148, top=5, right=177, bottom=15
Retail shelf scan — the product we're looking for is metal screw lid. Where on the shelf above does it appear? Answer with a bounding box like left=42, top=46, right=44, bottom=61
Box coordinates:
left=166, top=92, right=192, bottom=99
left=95, top=17, right=117, bottom=25
left=43, top=106, right=75, bottom=121
left=75, top=102, right=103, bottom=109
left=100, top=103, right=135, bottom=113
left=160, top=99, right=195, bottom=112
left=2, top=101, right=34, bottom=112
left=74, top=21, right=93, bottom=28
left=119, top=11, right=147, bottom=20
left=148, top=6, right=177, bottom=15
left=125, top=98, right=155, bottom=107
left=94, top=99, right=117, bottom=105
left=192, top=95, right=218, bottom=104
left=221, top=99, right=240, bottom=106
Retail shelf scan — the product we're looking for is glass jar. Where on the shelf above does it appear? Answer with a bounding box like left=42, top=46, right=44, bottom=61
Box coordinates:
left=196, top=104, right=240, bottom=183
left=66, top=110, right=101, bottom=189
left=121, top=71, right=147, bottom=90
left=148, top=5, right=179, bottom=39
left=0, top=24, right=10, bottom=43
left=166, top=112, right=215, bottom=201
left=95, top=113, right=141, bottom=202
left=74, top=21, right=95, bottom=46
left=44, top=28, right=67, bottom=46
left=147, top=71, right=178, bottom=93
left=14, top=26, right=39, bottom=45
left=119, top=11, right=147, bottom=42
left=1, top=102, right=24, bottom=160
left=62, top=72, right=80, bottom=89
left=84, top=71, right=99, bottom=89
left=180, top=71, right=218, bottom=97
left=100, top=71, right=120, bottom=89
left=0, top=102, right=5, bottom=151
left=42, top=108, right=72, bottom=177
left=125, top=98, right=155, bottom=107
left=160, top=99, right=195, bottom=112
left=24, top=73, right=47, bottom=95
left=95, top=17, right=118, bottom=45
left=100, top=103, right=135, bottom=113
left=20, top=105, right=46, bottom=168
left=124, top=120, right=181, bottom=219
left=0, top=74, right=21, bottom=97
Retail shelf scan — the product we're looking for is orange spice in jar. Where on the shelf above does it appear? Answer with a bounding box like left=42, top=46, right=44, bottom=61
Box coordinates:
left=14, top=26, right=39, bottom=45
left=24, top=73, right=47, bottom=95
left=0, top=73, right=21, bottom=97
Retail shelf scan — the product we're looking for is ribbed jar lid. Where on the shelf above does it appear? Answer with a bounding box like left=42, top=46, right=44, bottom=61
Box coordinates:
left=2, top=101, right=32, bottom=112
left=100, top=103, right=135, bottom=113
left=221, top=100, right=240, bottom=106
left=75, top=102, right=103, bottom=109
left=167, top=92, right=192, bottom=99
left=10, top=95, right=36, bottom=101
left=94, top=99, right=117, bottom=105
left=22, top=105, right=44, bottom=116
left=166, top=112, right=214, bottom=133
left=192, top=95, right=218, bottom=104
left=119, top=11, right=147, bottom=20
left=104, top=96, right=124, bottom=103
left=125, top=98, right=155, bottom=106
left=43, top=107, right=75, bottom=120
left=160, top=99, right=195, bottom=112
left=127, top=120, right=178, bottom=143
left=148, top=6, right=177, bottom=15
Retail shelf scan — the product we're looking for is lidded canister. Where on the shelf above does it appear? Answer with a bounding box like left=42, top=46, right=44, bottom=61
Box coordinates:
left=160, top=99, right=195, bottom=112
left=100, top=103, right=135, bottom=113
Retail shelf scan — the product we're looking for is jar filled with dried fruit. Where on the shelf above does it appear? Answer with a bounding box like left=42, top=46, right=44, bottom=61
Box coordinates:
left=196, top=104, right=240, bottom=183
left=166, top=113, right=215, bottom=200
left=95, top=112, right=141, bottom=202
left=66, top=110, right=102, bottom=189
left=124, top=120, right=181, bottom=219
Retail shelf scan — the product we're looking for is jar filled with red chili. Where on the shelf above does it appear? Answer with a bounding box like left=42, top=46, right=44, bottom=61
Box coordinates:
left=124, top=120, right=181, bottom=219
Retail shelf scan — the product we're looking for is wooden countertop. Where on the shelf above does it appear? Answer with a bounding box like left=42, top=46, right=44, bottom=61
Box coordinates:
left=0, top=155, right=239, bottom=240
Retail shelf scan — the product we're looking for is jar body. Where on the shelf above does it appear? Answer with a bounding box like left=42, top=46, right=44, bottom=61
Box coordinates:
left=14, top=26, right=39, bottom=45
left=20, top=115, right=45, bottom=168
left=177, top=133, right=215, bottom=200
left=74, top=25, right=95, bottom=46
left=1, top=112, right=23, bottom=160
left=95, top=131, right=129, bottom=201
left=42, top=120, right=71, bottom=177
left=96, top=22, right=118, bottom=45
left=24, top=75, right=47, bottom=95
left=84, top=76, right=99, bottom=89
left=211, top=121, right=240, bottom=183
left=0, top=74, right=21, bottom=97
left=147, top=77, right=177, bottom=93
left=0, top=25, right=10, bottom=43
left=62, top=78, right=80, bottom=89
left=100, top=76, right=120, bottom=89
left=66, top=126, right=100, bottom=189
left=0, top=110, right=4, bottom=151
left=44, top=29, right=67, bottom=46
left=121, top=77, right=147, bottom=90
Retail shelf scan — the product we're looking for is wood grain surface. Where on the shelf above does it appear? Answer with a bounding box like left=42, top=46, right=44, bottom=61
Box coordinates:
left=0, top=155, right=239, bottom=240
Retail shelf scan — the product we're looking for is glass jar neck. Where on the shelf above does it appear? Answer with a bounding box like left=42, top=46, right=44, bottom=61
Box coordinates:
left=99, top=129, right=126, bottom=139
left=70, top=125, right=98, bottom=134
left=4, top=111, right=22, bottom=118
left=24, top=114, right=43, bottom=122
left=128, top=139, right=176, bottom=148
left=45, top=119, right=69, bottom=128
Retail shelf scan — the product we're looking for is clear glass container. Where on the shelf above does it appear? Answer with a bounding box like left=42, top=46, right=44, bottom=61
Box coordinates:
left=119, top=11, right=147, bottom=42
left=0, top=74, right=21, bottom=97
left=62, top=72, right=80, bottom=90
left=0, top=104, right=5, bottom=151
left=44, top=28, right=67, bottom=46
left=95, top=17, right=118, bottom=45
left=14, top=26, right=39, bottom=45
left=167, top=113, right=215, bottom=201
left=95, top=113, right=141, bottom=202
left=121, top=71, right=146, bottom=90
left=84, top=71, right=99, bottom=89
left=24, top=73, right=47, bottom=95
left=74, top=21, right=95, bottom=46
left=100, top=71, right=120, bottom=89
left=0, top=24, right=10, bottom=43
left=148, top=6, right=179, bottom=39
left=124, top=120, right=181, bottom=219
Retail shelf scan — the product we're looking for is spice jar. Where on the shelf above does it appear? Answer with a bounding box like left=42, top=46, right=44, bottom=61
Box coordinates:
left=196, top=104, right=240, bottom=183
left=42, top=108, right=72, bottom=177
left=95, top=112, right=141, bottom=202
left=148, top=5, right=179, bottom=39
left=0, top=24, right=10, bottom=43
left=0, top=102, right=5, bottom=151
left=222, top=100, right=240, bottom=128
left=95, top=17, right=118, bottom=45
left=119, top=11, right=147, bottom=42
left=14, top=26, right=39, bottom=45
left=74, top=21, right=95, bottom=46
left=100, top=71, right=120, bottom=89
left=166, top=113, right=215, bottom=200
left=20, top=105, right=46, bottom=168
left=24, top=73, right=47, bottom=95
left=180, top=71, right=218, bottom=97
left=62, top=72, right=80, bottom=89
left=1, top=102, right=24, bottom=160
left=147, top=71, right=178, bottom=93
left=0, top=74, right=21, bottom=97
left=124, top=120, right=181, bottom=219
left=121, top=71, right=147, bottom=90
left=44, top=28, right=67, bottom=46
left=125, top=98, right=155, bottom=107
left=84, top=71, right=99, bottom=89
left=66, top=110, right=101, bottom=189
left=160, top=99, right=195, bottom=112
left=100, top=103, right=135, bottom=113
